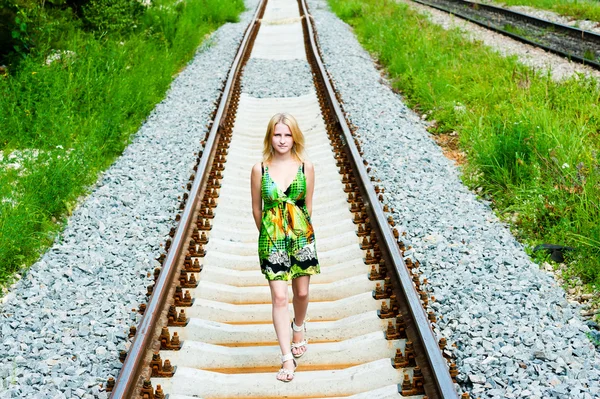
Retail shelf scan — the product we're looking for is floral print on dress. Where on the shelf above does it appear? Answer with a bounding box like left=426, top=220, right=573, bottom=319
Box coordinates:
left=258, top=163, right=320, bottom=281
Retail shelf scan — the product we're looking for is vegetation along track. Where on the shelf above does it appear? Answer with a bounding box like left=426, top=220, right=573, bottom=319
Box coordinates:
left=108, top=0, right=458, bottom=397
left=412, top=0, right=600, bottom=68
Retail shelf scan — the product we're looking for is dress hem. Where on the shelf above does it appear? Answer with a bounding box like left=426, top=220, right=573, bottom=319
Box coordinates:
left=261, top=268, right=321, bottom=282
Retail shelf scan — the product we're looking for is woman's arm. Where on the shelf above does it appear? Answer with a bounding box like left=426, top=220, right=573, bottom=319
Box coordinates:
left=304, top=160, right=315, bottom=217
left=251, top=162, right=263, bottom=231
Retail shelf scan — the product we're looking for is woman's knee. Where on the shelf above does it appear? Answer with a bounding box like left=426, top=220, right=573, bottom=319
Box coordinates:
left=272, top=292, right=288, bottom=308
left=292, top=276, right=310, bottom=300
left=294, top=288, right=309, bottom=301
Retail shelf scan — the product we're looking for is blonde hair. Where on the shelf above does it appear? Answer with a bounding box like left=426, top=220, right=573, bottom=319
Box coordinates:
left=262, top=113, right=306, bottom=163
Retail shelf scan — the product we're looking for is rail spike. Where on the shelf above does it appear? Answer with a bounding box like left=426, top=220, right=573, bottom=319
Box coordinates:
left=400, top=372, right=414, bottom=395
left=386, top=320, right=400, bottom=340
left=379, top=300, right=394, bottom=319
left=150, top=352, right=176, bottom=377
left=140, top=380, right=154, bottom=399
left=155, top=384, right=166, bottom=399
left=159, top=326, right=183, bottom=350
left=105, top=377, right=115, bottom=392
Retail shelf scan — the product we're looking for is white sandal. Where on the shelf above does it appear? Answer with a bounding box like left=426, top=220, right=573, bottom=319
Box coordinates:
left=276, top=353, right=297, bottom=382
left=291, top=318, right=308, bottom=359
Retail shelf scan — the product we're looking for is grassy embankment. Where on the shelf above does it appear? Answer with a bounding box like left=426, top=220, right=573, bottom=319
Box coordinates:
left=492, top=0, right=600, bottom=23
left=327, top=0, right=600, bottom=297
left=0, top=0, right=245, bottom=285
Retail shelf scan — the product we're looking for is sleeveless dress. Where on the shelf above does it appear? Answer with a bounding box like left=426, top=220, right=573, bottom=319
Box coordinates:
left=258, top=162, right=320, bottom=281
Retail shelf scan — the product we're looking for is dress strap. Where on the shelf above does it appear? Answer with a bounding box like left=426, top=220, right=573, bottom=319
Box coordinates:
left=302, top=162, right=304, bottom=173
left=261, top=162, right=264, bottom=175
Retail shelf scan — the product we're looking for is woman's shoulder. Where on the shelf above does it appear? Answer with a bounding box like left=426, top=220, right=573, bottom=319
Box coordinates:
left=303, top=160, right=314, bottom=171
left=251, top=162, right=264, bottom=178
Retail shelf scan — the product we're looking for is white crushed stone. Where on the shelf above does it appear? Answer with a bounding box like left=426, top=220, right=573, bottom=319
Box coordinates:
left=242, top=58, right=314, bottom=97
left=0, top=1, right=258, bottom=398
left=307, top=0, right=600, bottom=397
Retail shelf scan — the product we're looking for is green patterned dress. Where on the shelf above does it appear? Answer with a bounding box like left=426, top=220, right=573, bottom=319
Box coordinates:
left=259, top=162, right=320, bottom=281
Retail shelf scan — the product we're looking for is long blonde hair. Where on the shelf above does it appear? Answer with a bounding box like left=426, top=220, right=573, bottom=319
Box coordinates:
left=262, top=113, right=306, bottom=163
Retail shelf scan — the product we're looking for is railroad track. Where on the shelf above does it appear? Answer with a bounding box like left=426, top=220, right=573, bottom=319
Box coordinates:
left=107, top=0, right=459, bottom=397
left=412, top=0, right=600, bottom=69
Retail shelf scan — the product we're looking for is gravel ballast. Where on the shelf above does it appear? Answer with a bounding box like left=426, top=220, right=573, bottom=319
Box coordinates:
left=242, top=58, right=314, bottom=98
left=306, top=0, right=600, bottom=398
left=0, top=2, right=257, bottom=398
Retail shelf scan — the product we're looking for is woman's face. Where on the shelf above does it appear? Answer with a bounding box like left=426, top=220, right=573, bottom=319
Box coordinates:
left=272, top=123, right=294, bottom=156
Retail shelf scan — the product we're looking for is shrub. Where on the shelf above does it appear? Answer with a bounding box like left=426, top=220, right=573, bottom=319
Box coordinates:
left=82, top=0, right=145, bottom=34
left=0, top=0, right=17, bottom=59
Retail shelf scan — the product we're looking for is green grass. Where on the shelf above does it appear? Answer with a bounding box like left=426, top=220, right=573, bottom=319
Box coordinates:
left=502, top=23, right=531, bottom=38
left=490, top=0, right=600, bottom=23
left=327, top=0, right=600, bottom=292
left=588, top=331, right=600, bottom=346
left=0, top=0, right=245, bottom=285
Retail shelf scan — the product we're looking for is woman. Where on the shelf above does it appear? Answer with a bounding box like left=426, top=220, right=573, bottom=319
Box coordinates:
left=250, top=113, right=320, bottom=382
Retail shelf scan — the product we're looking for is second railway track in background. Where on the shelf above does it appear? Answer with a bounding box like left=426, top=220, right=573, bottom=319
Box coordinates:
left=107, top=0, right=459, bottom=397
left=412, top=0, right=600, bottom=69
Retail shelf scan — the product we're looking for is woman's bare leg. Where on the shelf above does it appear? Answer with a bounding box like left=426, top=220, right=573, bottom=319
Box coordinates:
left=268, top=280, right=294, bottom=380
left=291, top=275, right=310, bottom=356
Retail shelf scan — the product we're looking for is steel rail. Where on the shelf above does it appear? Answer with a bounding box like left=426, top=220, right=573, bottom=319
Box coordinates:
left=108, top=1, right=265, bottom=397
left=298, top=0, right=458, bottom=397
left=412, top=0, right=600, bottom=70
